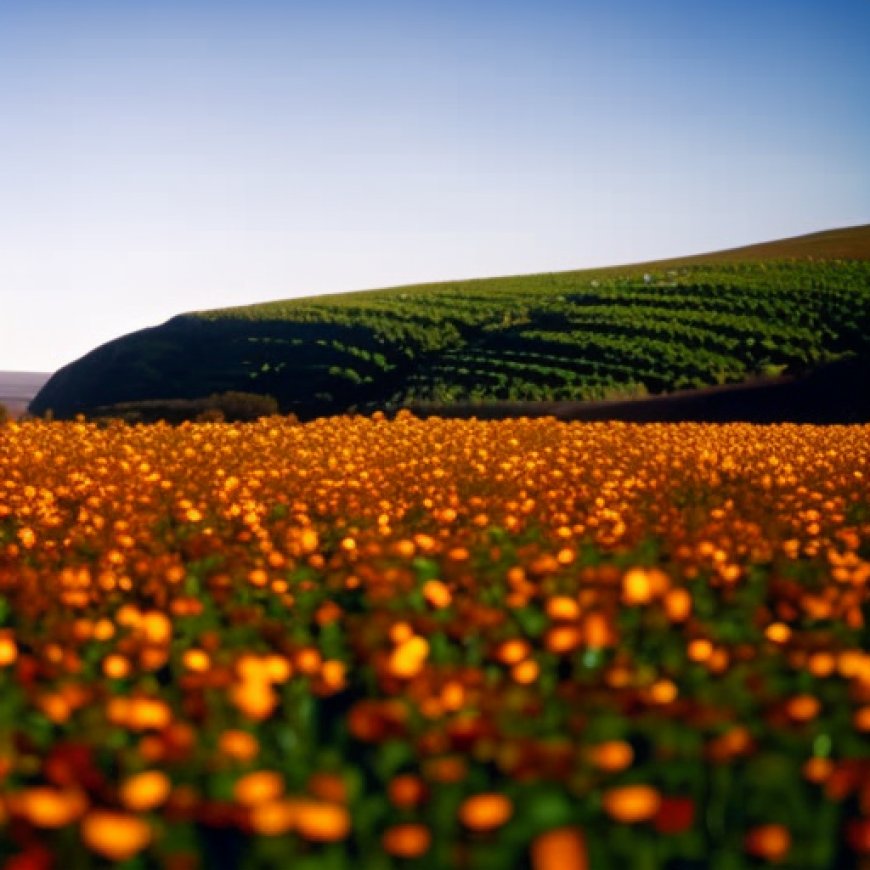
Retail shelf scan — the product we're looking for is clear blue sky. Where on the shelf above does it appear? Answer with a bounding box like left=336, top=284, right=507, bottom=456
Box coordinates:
left=2, top=0, right=869, bottom=372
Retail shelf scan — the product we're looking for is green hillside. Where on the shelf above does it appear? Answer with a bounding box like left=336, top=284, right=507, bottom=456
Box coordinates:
left=30, top=225, right=870, bottom=420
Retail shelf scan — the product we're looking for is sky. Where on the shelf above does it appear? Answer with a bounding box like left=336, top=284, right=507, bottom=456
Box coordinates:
left=2, top=0, right=869, bottom=373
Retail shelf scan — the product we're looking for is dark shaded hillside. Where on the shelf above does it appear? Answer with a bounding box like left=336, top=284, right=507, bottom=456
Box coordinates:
left=29, top=317, right=417, bottom=420
left=410, top=357, right=870, bottom=425
left=30, top=225, right=870, bottom=421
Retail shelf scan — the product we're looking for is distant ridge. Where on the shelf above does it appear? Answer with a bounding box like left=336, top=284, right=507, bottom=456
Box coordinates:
left=0, top=372, right=52, bottom=418
left=640, top=223, right=870, bottom=267
left=29, top=224, right=870, bottom=422
left=557, top=223, right=870, bottom=278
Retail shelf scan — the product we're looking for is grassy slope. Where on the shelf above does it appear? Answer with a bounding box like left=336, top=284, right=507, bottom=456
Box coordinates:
left=201, top=223, right=870, bottom=314
left=29, top=224, right=870, bottom=420
left=647, top=222, right=870, bottom=265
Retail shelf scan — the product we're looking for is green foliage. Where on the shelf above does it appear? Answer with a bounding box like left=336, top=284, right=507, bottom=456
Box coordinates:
left=179, top=261, right=870, bottom=409
left=30, top=256, right=870, bottom=419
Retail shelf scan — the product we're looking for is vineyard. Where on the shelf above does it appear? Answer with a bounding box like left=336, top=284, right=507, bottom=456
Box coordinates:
left=0, top=415, right=868, bottom=867
left=219, top=261, right=869, bottom=405
left=30, top=253, right=870, bottom=420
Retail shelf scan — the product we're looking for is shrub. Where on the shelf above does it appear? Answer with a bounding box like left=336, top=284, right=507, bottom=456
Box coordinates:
left=208, top=391, right=279, bottom=421
left=92, top=391, right=280, bottom=425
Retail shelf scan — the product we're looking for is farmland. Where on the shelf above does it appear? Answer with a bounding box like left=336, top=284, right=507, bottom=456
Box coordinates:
left=29, top=225, right=870, bottom=421
left=0, top=415, right=868, bottom=867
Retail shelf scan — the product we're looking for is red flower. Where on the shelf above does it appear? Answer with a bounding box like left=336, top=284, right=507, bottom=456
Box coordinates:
left=654, top=796, right=695, bottom=835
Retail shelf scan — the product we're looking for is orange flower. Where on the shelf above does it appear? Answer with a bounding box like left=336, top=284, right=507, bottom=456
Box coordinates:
left=852, top=706, right=870, bottom=732
left=589, top=740, right=634, bottom=773
left=531, top=827, right=588, bottom=870
left=230, top=681, right=277, bottom=720
left=388, top=635, right=429, bottom=678
left=497, top=638, right=531, bottom=665
left=15, top=787, right=88, bottom=828
left=663, top=588, right=692, bottom=622
left=802, top=757, right=833, bottom=784
left=307, top=772, right=348, bottom=805
left=423, top=579, right=452, bottom=608
left=233, top=771, right=284, bottom=807
left=745, top=824, right=791, bottom=862
left=602, top=785, right=661, bottom=823
left=458, top=793, right=513, bottom=832
left=218, top=729, right=260, bottom=762
left=546, top=596, right=581, bottom=621
left=250, top=799, right=298, bottom=836
left=512, top=659, right=540, bottom=684
left=102, top=654, right=132, bottom=679
left=687, top=638, right=713, bottom=662
left=295, top=801, right=351, bottom=842
left=388, top=774, right=428, bottom=808
left=382, top=823, right=432, bottom=858
left=81, top=810, right=151, bottom=861
left=785, top=695, right=821, bottom=723
left=182, top=648, right=210, bottom=672
left=0, top=631, right=18, bottom=667
left=120, top=770, right=171, bottom=812
left=139, top=611, right=172, bottom=645
left=622, top=568, right=655, bottom=605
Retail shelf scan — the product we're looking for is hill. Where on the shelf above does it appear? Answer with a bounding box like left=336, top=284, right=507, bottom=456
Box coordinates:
left=30, top=224, right=870, bottom=421
left=627, top=222, right=870, bottom=267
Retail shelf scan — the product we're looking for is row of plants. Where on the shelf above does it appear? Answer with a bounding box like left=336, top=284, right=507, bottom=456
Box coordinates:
left=30, top=261, right=870, bottom=418
left=136, top=261, right=870, bottom=406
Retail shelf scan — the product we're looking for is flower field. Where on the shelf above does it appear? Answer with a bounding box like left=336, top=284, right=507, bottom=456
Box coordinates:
left=0, top=415, right=868, bottom=868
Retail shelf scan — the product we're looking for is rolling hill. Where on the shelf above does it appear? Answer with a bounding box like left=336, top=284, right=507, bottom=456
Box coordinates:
left=29, top=224, right=870, bottom=422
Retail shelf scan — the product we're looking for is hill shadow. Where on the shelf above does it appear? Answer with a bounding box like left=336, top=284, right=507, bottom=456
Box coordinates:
left=409, top=356, right=870, bottom=424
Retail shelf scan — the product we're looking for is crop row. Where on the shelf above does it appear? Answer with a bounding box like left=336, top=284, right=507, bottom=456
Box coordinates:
left=203, top=262, right=870, bottom=410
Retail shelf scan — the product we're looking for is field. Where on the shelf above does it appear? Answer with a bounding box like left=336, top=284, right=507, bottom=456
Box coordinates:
left=0, top=415, right=868, bottom=868
left=30, top=225, right=870, bottom=421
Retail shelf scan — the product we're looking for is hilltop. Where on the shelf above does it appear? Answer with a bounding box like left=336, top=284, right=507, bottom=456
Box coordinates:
left=616, top=222, right=870, bottom=268
left=29, top=224, right=870, bottom=422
